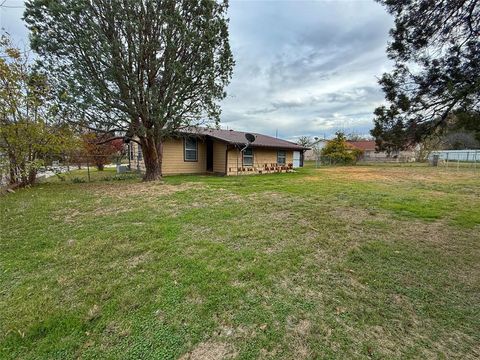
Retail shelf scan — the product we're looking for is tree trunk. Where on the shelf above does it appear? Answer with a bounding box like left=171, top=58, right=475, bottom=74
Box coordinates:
left=8, top=152, right=17, bottom=185
left=141, top=136, right=163, bottom=181
left=97, top=164, right=105, bottom=171
left=27, top=168, right=37, bottom=186
left=9, top=162, right=17, bottom=185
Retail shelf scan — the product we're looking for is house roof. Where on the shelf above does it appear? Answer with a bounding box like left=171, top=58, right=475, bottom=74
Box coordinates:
left=184, top=128, right=308, bottom=150
left=347, top=140, right=376, bottom=151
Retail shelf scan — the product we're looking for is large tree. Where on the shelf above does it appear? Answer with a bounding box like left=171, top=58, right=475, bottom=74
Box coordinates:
left=372, top=0, right=479, bottom=151
left=24, top=0, right=234, bottom=180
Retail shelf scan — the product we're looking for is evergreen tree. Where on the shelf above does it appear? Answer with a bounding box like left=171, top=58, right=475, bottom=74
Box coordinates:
left=24, top=0, right=234, bottom=180
left=372, top=0, right=479, bottom=151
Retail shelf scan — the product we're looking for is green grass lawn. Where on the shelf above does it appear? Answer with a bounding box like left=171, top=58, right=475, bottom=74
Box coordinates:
left=1, top=164, right=479, bottom=359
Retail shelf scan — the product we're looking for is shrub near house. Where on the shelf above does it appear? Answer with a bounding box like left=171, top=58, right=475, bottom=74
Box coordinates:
left=321, top=132, right=363, bottom=165
left=82, top=133, right=124, bottom=171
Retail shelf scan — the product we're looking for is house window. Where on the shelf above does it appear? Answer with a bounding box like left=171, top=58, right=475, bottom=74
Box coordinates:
left=277, top=150, right=286, bottom=165
left=243, top=148, right=253, bottom=166
left=137, top=145, right=143, bottom=161
left=184, top=137, right=198, bottom=161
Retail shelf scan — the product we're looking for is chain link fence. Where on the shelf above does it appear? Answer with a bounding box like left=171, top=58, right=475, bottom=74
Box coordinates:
left=1, top=150, right=144, bottom=188
left=427, top=150, right=480, bottom=170
left=309, top=149, right=480, bottom=173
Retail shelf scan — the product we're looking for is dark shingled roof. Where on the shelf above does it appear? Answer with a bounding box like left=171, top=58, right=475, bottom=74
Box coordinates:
left=183, top=128, right=307, bottom=150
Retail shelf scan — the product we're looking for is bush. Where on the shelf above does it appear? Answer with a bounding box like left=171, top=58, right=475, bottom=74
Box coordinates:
left=71, top=177, right=86, bottom=183
left=55, top=172, right=66, bottom=182
left=102, top=173, right=139, bottom=181
left=321, top=132, right=363, bottom=165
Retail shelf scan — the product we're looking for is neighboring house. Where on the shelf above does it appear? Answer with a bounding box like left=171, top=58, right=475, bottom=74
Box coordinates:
left=304, top=139, right=329, bottom=161
left=347, top=141, right=377, bottom=159
left=128, top=128, right=308, bottom=176
left=347, top=140, right=416, bottom=161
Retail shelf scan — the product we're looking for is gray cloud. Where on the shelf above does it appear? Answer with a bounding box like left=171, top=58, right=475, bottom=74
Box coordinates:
left=222, top=0, right=393, bottom=140
left=0, top=0, right=392, bottom=140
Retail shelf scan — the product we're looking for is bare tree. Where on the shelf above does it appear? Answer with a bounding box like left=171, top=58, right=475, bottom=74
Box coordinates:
left=296, top=136, right=312, bottom=147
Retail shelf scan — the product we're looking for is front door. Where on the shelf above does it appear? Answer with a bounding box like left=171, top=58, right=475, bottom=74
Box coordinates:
left=293, top=151, right=301, bottom=168
left=206, top=138, right=213, bottom=172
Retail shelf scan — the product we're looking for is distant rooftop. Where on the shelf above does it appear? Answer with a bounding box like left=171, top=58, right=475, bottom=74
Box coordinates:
left=347, top=140, right=376, bottom=151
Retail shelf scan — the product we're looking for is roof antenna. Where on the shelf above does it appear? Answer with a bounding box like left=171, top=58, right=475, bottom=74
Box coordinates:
left=241, top=133, right=256, bottom=152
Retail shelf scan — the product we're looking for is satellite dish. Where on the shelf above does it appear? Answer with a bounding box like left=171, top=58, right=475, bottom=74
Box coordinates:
left=245, top=133, right=256, bottom=143
left=241, top=133, right=256, bottom=152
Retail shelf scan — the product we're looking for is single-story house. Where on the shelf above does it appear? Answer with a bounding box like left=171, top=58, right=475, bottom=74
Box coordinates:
left=347, top=140, right=416, bottom=161
left=303, top=138, right=329, bottom=161
left=128, top=128, right=308, bottom=176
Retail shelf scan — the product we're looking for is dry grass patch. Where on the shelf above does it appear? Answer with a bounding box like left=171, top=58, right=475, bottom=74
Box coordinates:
left=307, top=166, right=479, bottom=184
left=285, top=317, right=312, bottom=359
left=179, top=340, right=236, bottom=360
left=52, top=181, right=206, bottom=222
left=91, top=181, right=203, bottom=199
left=126, top=252, right=152, bottom=269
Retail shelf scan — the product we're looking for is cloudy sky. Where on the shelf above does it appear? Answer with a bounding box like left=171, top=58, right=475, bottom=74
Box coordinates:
left=0, top=0, right=393, bottom=141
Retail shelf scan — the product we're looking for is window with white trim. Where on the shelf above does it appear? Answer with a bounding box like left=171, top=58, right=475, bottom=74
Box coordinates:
left=243, top=148, right=253, bottom=166
left=277, top=150, right=286, bottom=165
left=184, top=137, right=198, bottom=161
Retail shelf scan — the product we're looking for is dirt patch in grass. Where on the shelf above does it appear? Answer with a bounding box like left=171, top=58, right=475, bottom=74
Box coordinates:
left=53, top=203, right=130, bottom=223
left=285, top=317, right=312, bottom=359
left=93, top=204, right=131, bottom=216
left=126, top=252, right=152, bottom=269
left=331, top=205, right=383, bottom=223
left=53, top=182, right=205, bottom=222
left=306, top=167, right=478, bottom=184
left=291, top=318, right=311, bottom=336
left=60, top=209, right=82, bottom=223
left=180, top=341, right=236, bottom=360
left=91, top=181, right=203, bottom=200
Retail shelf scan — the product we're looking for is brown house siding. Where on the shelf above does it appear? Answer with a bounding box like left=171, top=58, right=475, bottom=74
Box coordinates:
left=163, top=138, right=206, bottom=175
left=129, top=139, right=296, bottom=176
left=226, top=148, right=293, bottom=175
left=212, top=141, right=227, bottom=174
left=130, top=138, right=206, bottom=175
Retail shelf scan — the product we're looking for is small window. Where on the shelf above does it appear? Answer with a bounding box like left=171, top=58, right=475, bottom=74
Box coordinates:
left=243, top=148, right=253, bottom=166
left=184, top=137, right=198, bottom=161
left=277, top=150, right=286, bottom=165
left=137, top=146, right=143, bottom=160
